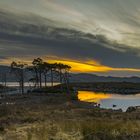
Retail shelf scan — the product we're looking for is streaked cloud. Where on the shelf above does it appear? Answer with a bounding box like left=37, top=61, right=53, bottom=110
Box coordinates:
left=0, top=0, right=139, bottom=76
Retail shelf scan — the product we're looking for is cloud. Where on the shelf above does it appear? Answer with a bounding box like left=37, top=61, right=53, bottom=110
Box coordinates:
left=1, top=0, right=140, bottom=51
left=42, top=0, right=83, bottom=18
left=0, top=14, right=139, bottom=68
left=0, top=7, right=139, bottom=76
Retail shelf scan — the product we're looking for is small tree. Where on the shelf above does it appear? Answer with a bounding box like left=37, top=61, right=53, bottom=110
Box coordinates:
left=63, top=64, right=71, bottom=93
left=55, top=63, right=65, bottom=91
left=55, top=63, right=71, bottom=93
left=11, top=61, right=27, bottom=94
left=42, top=62, right=50, bottom=87
left=48, top=63, right=56, bottom=88
left=32, top=58, right=44, bottom=88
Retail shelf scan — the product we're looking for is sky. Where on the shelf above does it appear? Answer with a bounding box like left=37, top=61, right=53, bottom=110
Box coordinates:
left=0, top=0, right=140, bottom=76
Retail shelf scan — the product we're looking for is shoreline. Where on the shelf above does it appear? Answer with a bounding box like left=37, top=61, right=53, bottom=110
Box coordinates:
left=69, top=82, right=140, bottom=94
left=0, top=92, right=140, bottom=139
left=1, top=81, right=140, bottom=95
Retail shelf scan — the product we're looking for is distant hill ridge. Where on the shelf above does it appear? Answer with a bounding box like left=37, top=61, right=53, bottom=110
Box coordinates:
left=0, top=65, right=140, bottom=83
left=70, top=73, right=140, bottom=83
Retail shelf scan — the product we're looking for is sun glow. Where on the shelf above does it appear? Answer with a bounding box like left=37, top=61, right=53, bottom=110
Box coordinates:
left=1, top=57, right=140, bottom=73
left=48, top=59, right=140, bottom=73
left=48, top=59, right=113, bottom=72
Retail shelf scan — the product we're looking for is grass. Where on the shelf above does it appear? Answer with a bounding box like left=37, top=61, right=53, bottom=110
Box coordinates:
left=80, top=120, right=140, bottom=140
left=0, top=93, right=140, bottom=139
left=3, top=119, right=140, bottom=140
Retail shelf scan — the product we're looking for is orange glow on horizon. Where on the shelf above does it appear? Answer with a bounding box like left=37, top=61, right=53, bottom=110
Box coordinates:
left=48, top=59, right=112, bottom=72
left=48, top=59, right=140, bottom=73
left=0, top=57, right=140, bottom=73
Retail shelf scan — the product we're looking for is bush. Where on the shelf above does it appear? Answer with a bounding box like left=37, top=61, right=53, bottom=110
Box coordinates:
left=0, top=126, right=5, bottom=132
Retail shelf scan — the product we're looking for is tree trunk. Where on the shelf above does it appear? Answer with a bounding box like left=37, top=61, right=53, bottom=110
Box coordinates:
left=35, top=70, right=39, bottom=88
left=64, top=72, right=70, bottom=94
left=21, top=69, right=24, bottom=94
left=44, top=74, right=47, bottom=87
left=51, top=69, right=53, bottom=87
left=39, top=71, right=42, bottom=88
left=59, top=69, right=63, bottom=92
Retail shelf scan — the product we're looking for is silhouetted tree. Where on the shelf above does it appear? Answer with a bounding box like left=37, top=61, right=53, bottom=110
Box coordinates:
left=11, top=61, right=27, bottom=94
left=26, top=58, right=71, bottom=93
left=63, top=64, right=71, bottom=93
left=27, top=66, right=38, bottom=88
left=32, top=58, right=43, bottom=88
left=42, top=62, right=50, bottom=87
left=55, top=63, right=71, bottom=93
left=48, top=63, right=56, bottom=87
left=55, top=63, right=65, bottom=91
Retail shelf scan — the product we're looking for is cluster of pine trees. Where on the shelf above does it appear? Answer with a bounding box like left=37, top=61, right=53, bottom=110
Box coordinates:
left=11, top=58, right=71, bottom=94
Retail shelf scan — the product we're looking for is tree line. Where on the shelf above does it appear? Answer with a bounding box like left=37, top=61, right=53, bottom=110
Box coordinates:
left=11, top=58, right=71, bottom=94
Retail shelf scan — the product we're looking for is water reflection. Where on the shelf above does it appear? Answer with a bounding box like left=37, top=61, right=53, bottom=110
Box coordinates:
left=78, top=91, right=111, bottom=103
left=78, top=91, right=140, bottom=111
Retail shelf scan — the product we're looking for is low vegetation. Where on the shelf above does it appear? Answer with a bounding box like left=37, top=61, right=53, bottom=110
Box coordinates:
left=0, top=58, right=139, bottom=139
left=0, top=93, right=140, bottom=140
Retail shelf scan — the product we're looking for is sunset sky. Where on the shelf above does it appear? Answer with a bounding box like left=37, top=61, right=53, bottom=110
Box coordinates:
left=0, top=0, right=140, bottom=76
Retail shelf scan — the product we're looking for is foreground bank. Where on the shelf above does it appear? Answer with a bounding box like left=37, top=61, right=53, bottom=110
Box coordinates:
left=0, top=92, right=140, bottom=140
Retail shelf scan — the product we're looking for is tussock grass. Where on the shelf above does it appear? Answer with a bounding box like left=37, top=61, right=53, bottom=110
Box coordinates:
left=0, top=93, right=140, bottom=139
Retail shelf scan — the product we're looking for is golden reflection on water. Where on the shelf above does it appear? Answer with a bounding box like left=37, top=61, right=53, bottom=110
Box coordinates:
left=78, top=91, right=111, bottom=103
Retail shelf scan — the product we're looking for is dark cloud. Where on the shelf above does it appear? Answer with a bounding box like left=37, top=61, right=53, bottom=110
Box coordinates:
left=0, top=8, right=139, bottom=71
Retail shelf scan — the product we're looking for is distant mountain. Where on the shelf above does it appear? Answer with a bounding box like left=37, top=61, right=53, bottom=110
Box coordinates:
left=0, top=66, right=140, bottom=83
left=70, top=73, right=140, bottom=83
left=0, top=65, right=14, bottom=82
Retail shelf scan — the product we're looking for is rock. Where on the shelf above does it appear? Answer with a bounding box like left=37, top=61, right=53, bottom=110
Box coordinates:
left=113, top=104, right=117, bottom=108
left=126, top=106, right=136, bottom=112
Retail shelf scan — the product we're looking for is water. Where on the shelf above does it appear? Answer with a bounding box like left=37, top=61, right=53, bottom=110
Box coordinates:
left=78, top=91, right=140, bottom=111
left=0, top=82, right=60, bottom=95
left=0, top=82, right=60, bottom=87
